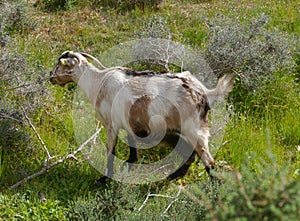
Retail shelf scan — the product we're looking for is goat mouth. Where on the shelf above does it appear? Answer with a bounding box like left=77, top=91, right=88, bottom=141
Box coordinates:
left=50, top=77, right=68, bottom=87
left=57, top=82, right=67, bottom=87
left=50, top=78, right=57, bottom=85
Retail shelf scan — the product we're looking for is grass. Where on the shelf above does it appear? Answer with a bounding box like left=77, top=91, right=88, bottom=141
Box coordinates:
left=218, top=74, right=300, bottom=169
left=0, top=0, right=300, bottom=220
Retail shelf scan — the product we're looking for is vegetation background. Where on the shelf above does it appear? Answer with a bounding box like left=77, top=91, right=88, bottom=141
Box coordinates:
left=0, top=0, right=299, bottom=220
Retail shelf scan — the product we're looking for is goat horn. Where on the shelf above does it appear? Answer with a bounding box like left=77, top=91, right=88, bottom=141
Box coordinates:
left=80, top=52, right=107, bottom=69
left=66, top=51, right=87, bottom=65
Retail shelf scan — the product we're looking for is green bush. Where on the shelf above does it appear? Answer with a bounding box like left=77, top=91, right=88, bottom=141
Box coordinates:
left=34, top=0, right=163, bottom=12
left=203, top=156, right=300, bottom=220
left=0, top=48, right=50, bottom=185
left=34, top=0, right=69, bottom=11
left=94, top=0, right=162, bottom=11
left=0, top=0, right=34, bottom=35
left=204, top=14, right=297, bottom=92
left=66, top=154, right=299, bottom=220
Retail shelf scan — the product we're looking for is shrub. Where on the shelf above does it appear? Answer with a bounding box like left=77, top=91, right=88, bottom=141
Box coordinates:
left=0, top=1, right=49, bottom=182
left=34, top=0, right=163, bottom=12
left=66, top=154, right=300, bottom=220
left=0, top=46, right=50, bottom=185
left=0, top=48, right=50, bottom=115
left=203, top=155, right=300, bottom=220
left=0, top=0, right=34, bottom=35
left=34, top=0, right=68, bottom=11
left=94, top=0, right=162, bottom=11
left=67, top=182, right=150, bottom=220
left=204, top=14, right=297, bottom=92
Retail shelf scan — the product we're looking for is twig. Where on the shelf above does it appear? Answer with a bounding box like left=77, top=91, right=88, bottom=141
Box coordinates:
left=162, top=185, right=182, bottom=215
left=21, top=107, right=52, bottom=161
left=138, top=184, right=183, bottom=213
left=10, top=126, right=103, bottom=189
left=93, top=121, right=101, bottom=145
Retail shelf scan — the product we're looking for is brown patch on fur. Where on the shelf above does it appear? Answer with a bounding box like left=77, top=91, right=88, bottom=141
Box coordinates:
left=129, top=95, right=152, bottom=137
left=177, top=76, right=210, bottom=126
left=181, top=79, right=208, bottom=112
left=164, top=105, right=181, bottom=130
left=95, top=84, right=108, bottom=114
left=124, top=70, right=206, bottom=110
left=200, top=102, right=210, bottom=123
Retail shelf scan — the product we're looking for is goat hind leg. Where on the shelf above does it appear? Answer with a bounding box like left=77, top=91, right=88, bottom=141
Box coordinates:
left=122, top=134, right=138, bottom=171
left=167, top=151, right=196, bottom=180
left=166, top=135, right=196, bottom=180
left=127, top=134, right=138, bottom=164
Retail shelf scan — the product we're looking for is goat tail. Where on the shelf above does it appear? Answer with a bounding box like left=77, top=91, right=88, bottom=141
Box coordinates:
left=206, top=74, right=235, bottom=108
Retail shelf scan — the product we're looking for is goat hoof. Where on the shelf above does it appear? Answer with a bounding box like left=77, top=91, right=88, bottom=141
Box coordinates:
left=96, top=176, right=108, bottom=188
left=206, top=165, right=216, bottom=179
left=205, top=166, right=211, bottom=174
left=205, top=162, right=215, bottom=173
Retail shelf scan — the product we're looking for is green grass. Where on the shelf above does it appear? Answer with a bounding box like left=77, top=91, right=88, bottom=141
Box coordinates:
left=217, top=74, right=300, bottom=169
left=1, top=0, right=300, bottom=220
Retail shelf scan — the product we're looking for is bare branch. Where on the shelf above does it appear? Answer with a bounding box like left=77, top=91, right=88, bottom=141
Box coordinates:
left=21, top=107, right=52, bottom=161
left=162, top=185, right=182, bottom=215
left=138, top=184, right=183, bottom=214
left=10, top=126, right=103, bottom=189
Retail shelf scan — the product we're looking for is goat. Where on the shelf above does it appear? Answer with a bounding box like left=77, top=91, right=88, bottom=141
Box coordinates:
left=50, top=51, right=234, bottom=186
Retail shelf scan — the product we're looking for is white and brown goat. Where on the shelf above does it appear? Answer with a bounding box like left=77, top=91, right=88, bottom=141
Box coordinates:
left=50, top=51, right=234, bottom=186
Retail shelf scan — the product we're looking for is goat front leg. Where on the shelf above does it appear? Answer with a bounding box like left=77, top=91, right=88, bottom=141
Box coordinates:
left=122, top=134, right=138, bottom=171
left=195, top=139, right=215, bottom=176
left=96, top=128, right=117, bottom=187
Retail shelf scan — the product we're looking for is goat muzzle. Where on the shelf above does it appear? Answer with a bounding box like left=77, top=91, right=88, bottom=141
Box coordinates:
left=49, top=77, right=56, bottom=85
left=49, top=71, right=57, bottom=85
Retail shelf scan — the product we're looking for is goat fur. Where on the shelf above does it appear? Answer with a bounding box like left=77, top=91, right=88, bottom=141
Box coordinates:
left=50, top=51, right=234, bottom=185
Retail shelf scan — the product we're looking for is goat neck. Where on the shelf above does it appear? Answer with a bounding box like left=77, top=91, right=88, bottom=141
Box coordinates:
left=76, top=61, right=106, bottom=107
